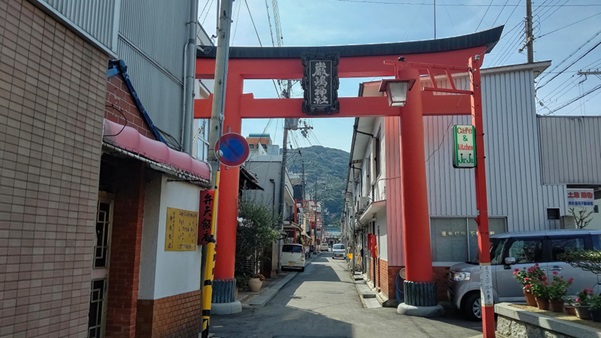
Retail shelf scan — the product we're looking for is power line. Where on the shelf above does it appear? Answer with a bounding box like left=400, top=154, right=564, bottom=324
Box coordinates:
left=537, top=35, right=601, bottom=89
left=536, top=11, right=601, bottom=40
left=542, top=83, right=601, bottom=115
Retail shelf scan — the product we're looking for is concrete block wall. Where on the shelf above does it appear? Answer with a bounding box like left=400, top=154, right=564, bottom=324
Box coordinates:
left=0, top=0, right=107, bottom=336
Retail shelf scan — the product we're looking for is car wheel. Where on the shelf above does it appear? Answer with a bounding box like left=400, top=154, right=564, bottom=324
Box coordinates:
left=300, top=267, right=305, bottom=272
left=462, top=292, right=482, bottom=321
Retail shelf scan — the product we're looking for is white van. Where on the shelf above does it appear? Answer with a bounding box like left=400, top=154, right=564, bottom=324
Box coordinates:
left=281, top=243, right=305, bottom=272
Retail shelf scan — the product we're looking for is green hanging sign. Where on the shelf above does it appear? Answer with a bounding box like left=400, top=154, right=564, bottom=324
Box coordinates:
left=453, top=125, right=476, bottom=168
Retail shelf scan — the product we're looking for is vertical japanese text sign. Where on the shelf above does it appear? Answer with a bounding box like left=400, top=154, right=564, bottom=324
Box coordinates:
left=301, top=53, right=340, bottom=115
left=198, top=190, right=215, bottom=245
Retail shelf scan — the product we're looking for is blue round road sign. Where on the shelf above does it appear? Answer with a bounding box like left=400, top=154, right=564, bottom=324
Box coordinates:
left=214, top=133, right=250, bottom=166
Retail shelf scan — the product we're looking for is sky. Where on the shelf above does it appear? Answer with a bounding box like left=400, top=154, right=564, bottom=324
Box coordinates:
left=199, top=0, right=601, bottom=152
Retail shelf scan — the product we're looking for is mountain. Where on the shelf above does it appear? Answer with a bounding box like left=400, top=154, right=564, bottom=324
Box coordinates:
left=286, top=146, right=349, bottom=226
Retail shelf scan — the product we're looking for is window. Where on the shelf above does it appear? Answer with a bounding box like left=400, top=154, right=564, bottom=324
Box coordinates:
left=490, top=238, right=507, bottom=265
left=283, top=244, right=302, bottom=253
left=593, top=235, right=601, bottom=250
left=374, top=130, right=381, bottom=178
left=550, top=237, right=585, bottom=261
left=430, top=217, right=507, bottom=262
left=507, top=238, right=543, bottom=264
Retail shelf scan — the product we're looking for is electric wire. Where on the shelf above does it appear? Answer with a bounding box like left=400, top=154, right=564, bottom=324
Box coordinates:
left=542, top=83, right=601, bottom=115
left=490, top=0, right=510, bottom=28
left=537, top=35, right=601, bottom=89
left=231, top=0, right=243, bottom=42
left=536, top=11, right=601, bottom=40
left=244, top=0, right=264, bottom=47
left=475, top=0, right=494, bottom=32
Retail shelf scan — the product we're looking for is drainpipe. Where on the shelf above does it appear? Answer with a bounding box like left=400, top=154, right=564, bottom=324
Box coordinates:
left=182, top=0, right=198, bottom=153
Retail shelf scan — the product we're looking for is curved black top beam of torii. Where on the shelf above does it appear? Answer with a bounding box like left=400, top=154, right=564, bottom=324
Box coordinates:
left=197, top=26, right=503, bottom=59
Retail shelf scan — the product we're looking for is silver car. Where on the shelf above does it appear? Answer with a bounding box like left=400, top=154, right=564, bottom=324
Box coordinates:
left=448, top=229, right=601, bottom=321
left=332, top=243, right=346, bottom=259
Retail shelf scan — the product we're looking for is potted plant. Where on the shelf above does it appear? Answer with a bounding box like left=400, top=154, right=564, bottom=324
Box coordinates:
left=588, top=294, right=601, bottom=322
left=574, top=288, right=594, bottom=319
left=564, top=296, right=577, bottom=316
left=235, top=199, right=279, bottom=291
left=546, top=273, right=573, bottom=312
left=530, top=276, right=550, bottom=310
left=513, top=263, right=545, bottom=307
left=248, top=273, right=265, bottom=292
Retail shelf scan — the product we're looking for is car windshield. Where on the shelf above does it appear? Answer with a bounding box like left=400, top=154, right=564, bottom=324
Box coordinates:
left=333, top=244, right=345, bottom=250
left=283, top=245, right=302, bottom=253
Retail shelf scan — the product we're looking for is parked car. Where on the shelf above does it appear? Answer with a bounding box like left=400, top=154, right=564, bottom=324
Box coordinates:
left=448, top=229, right=601, bottom=321
left=320, top=242, right=329, bottom=252
left=281, top=243, right=305, bottom=272
left=332, top=243, right=346, bottom=259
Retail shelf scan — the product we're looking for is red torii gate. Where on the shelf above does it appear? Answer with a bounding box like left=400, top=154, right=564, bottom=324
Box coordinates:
left=195, top=26, right=502, bottom=338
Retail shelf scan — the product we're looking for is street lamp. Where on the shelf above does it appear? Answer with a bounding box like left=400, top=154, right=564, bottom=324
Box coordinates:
left=378, top=79, right=415, bottom=107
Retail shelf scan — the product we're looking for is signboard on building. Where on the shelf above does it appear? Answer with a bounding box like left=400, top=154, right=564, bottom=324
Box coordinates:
left=165, top=207, right=198, bottom=251
left=301, top=53, right=340, bottom=115
left=197, top=190, right=215, bottom=245
left=453, top=125, right=476, bottom=168
left=567, top=189, right=594, bottom=207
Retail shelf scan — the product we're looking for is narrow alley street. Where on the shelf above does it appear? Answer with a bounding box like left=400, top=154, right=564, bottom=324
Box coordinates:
left=208, top=253, right=483, bottom=338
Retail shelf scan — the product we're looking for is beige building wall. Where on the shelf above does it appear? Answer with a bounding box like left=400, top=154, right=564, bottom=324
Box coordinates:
left=0, top=1, right=107, bottom=336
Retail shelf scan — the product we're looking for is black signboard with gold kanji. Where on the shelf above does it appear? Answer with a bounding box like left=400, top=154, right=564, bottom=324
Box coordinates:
left=301, top=53, right=340, bottom=115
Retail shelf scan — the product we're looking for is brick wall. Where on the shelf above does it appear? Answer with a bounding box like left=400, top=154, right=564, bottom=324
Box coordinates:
left=105, top=75, right=154, bottom=139
left=377, top=259, right=389, bottom=296
left=0, top=1, right=107, bottom=337
left=137, top=290, right=202, bottom=338
left=105, top=160, right=145, bottom=338
left=385, top=264, right=403, bottom=302
left=433, top=266, right=450, bottom=301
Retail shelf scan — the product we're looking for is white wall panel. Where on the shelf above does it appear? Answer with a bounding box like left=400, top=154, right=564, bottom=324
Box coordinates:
left=539, top=116, right=601, bottom=185
left=424, top=65, right=566, bottom=232
left=116, top=0, right=190, bottom=144
left=37, top=0, right=119, bottom=53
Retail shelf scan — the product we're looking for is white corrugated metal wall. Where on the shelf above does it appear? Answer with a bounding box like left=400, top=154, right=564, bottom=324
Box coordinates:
left=424, top=64, right=566, bottom=231
left=118, top=0, right=189, bottom=146
left=539, top=116, right=601, bottom=185
left=38, top=0, right=119, bottom=53
left=37, top=0, right=192, bottom=149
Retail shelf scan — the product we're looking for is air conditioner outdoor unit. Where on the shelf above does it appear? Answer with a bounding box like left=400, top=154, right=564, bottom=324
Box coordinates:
left=356, top=197, right=370, bottom=213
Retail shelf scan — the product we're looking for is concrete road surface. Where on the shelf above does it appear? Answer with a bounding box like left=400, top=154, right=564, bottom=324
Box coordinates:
left=209, top=253, right=482, bottom=338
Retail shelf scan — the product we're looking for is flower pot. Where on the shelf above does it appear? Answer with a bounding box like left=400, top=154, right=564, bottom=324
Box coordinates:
left=248, top=277, right=262, bottom=292
left=535, top=297, right=550, bottom=310
left=549, top=299, right=564, bottom=312
left=523, top=291, right=537, bottom=307
left=575, top=305, right=591, bottom=319
left=564, top=305, right=577, bottom=316
left=590, top=309, right=601, bottom=322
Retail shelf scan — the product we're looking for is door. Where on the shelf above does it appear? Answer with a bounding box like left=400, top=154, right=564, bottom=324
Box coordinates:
left=547, top=235, right=598, bottom=295
left=88, top=193, right=114, bottom=338
left=495, top=236, right=546, bottom=302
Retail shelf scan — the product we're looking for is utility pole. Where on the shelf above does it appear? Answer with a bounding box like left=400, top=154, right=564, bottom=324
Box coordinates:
left=202, top=1, right=232, bottom=337
left=525, top=0, right=534, bottom=63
